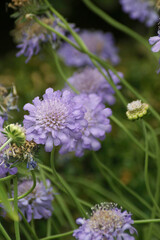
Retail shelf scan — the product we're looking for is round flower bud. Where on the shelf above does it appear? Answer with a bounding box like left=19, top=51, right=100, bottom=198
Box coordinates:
left=4, top=124, right=26, bottom=146
left=126, top=100, right=149, bottom=120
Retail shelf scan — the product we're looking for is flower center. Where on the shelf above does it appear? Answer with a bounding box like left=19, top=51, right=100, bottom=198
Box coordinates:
left=127, top=100, right=142, bottom=112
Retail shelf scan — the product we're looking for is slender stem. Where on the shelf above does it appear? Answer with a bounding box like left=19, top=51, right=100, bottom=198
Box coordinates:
left=134, top=219, right=160, bottom=224
left=40, top=230, right=74, bottom=240
left=52, top=51, right=79, bottom=94
left=93, top=152, right=152, bottom=211
left=18, top=209, right=39, bottom=240
left=0, top=138, right=12, bottom=152
left=0, top=171, right=36, bottom=203
left=50, top=148, right=87, bottom=217
left=0, top=222, right=12, bottom=240
left=13, top=177, right=20, bottom=240
left=142, top=120, right=160, bottom=215
left=111, top=115, right=156, bottom=159
left=47, top=218, right=52, bottom=236
left=0, top=174, right=15, bottom=182
left=82, top=0, right=154, bottom=53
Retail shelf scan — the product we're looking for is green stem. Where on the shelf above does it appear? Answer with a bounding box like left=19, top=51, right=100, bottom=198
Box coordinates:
left=0, top=174, right=15, bottom=182
left=50, top=148, right=87, bottom=217
left=40, top=230, right=74, bottom=240
left=0, top=138, right=12, bottom=152
left=111, top=115, right=156, bottom=159
left=13, top=177, right=20, bottom=240
left=0, top=171, right=36, bottom=203
left=0, top=222, right=12, bottom=240
left=47, top=218, right=52, bottom=236
left=142, top=120, right=160, bottom=215
left=52, top=51, right=79, bottom=94
left=134, top=219, right=160, bottom=224
left=93, top=152, right=152, bottom=211
left=18, top=209, right=39, bottom=240
left=82, top=0, right=154, bottom=52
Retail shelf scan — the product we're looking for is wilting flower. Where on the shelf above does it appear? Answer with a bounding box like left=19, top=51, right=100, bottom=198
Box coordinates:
left=23, top=88, right=86, bottom=152
left=13, top=16, right=66, bottom=63
left=60, top=94, right=112, bottom=157
left=0, top=85, right=18, bottom=120
left=14, top=179, right=54, bottom=222
left=58, top=30, right=120, bottom=67
left=67, top=67, right=122, bottom=105
left=126, top=100, right=149, bottom=120
left=119, top=0, right=158, bottom=27
left=73, top=202, right=137, bottom=240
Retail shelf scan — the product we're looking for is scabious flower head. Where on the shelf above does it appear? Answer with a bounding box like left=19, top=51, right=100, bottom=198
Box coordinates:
left=126, top=100, right=149, bottom=120
left=119, top=0, right=158, bottom=27
left=73, top=202, right=137, bottom=240
left=13, top=16, right=66, bottom=63
left=58, top=30, right=120, bottom=67
left=14, top=179, right=54, bottom=222
left=67, top=67, right=122, bottom=105
left=60, top=94, right=112, bottom=157
left=4, top=123, right=26, bottom=146
left=23, top=88, right=85, bottom=152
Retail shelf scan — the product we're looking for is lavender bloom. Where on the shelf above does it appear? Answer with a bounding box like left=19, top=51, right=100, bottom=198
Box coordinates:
left=16, top=179, right=54, bottom=222
left=60, top=94, right=112, bottom=157
left=73, top=202, right=137, bottom=240
left=119, top=0, right=158, bottom=27
left=15, top=16, right=66, bottom=63
left=23, top=88, right=86, bottom=152
left=67, top=67, right=122, bottom=105
left=58, top=30, right=120, bottom=67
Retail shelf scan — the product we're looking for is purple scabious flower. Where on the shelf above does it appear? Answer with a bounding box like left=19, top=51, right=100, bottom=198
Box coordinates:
left=149, top=34, right=160, bottom=52
left=67, top=67, right=122, bottom=105
left=23, top=88, right=86, bottom=152
left=15, top=16, right=65, bottom=63
left=119, top=0, right=158, bottom=27
left=73, top=202, right=137, bottom=240
left=60, top=94, right=112, bottom=157
left=16, top=179, right=54, bottom=222
left=58, top=30, right=120, bottom=67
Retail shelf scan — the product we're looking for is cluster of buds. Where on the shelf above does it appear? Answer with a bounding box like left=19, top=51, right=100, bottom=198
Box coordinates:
left=126, top=100, right=149, bottom=120
left=0, top=85, right=18, bottom=120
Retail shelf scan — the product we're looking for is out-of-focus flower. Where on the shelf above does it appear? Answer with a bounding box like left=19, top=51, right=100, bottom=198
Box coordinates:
left=73, top=202, right=137, bottom=240
left=149, top=34, right=160, bottom=52
left=0, top=85, right=18, bottom=120
left=60, top=94, right=112, bottom=157
left=126, top=100, right=149, bottom=120
left=67, top=67, right=122, bottom=105
left=58, top=30, right=120, bottom=67
left=23, top=88, right=86, bottom=152
left=4, top=123, right=26, bottom=146
left=119, top=0, right=158, bottom=27
left=14, top=179, right=54, bottom=222
left=0, top=162, right=17, bottom=179
left=8, top=0, right=30, bottom=8
left=13, top=16, right=67, bottom=63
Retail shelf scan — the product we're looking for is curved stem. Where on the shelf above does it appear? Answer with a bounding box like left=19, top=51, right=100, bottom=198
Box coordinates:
left=13, top=177, right=20, bottom=240
left=0, top=174, right=15, bottom=182
left=111, top=115, right=156, bottom=159
left=0, top=138, right=12, bottom=152
left=0, top=171, right=36, bottom=203
left=40, top=230, right=74, bottom=240
left=93, top=152, right=152, bottom=211
left=50, top=148, right=87, bottom=217
left=18, top=209, right=39, bottom=240
left=0, top=222, right=12, bottom=240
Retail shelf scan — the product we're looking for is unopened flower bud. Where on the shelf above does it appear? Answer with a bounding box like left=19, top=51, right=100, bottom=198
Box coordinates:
left=126, top=100, right=149, bottom=120
left=4, top=123, right=26, bottom=146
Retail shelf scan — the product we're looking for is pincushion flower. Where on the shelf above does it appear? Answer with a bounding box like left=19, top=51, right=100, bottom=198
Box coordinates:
left=73, top=202, right=137, bottom=240
left=58, top=30, right=120, bottom=67
left=14, top=16, right=66, bottom=63
left=60, top=94, right=112, bottom=157
left=67, top=67, right=122, bottom=105
left=15, top=179, right=54, bottom=222
left=23, top=88, right=86, bottom=152
left=119, top=0, right=158, bottom=27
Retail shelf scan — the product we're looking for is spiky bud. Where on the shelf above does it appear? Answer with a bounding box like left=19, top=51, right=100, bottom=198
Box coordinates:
left=4, top=124, right=26, bottom=146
